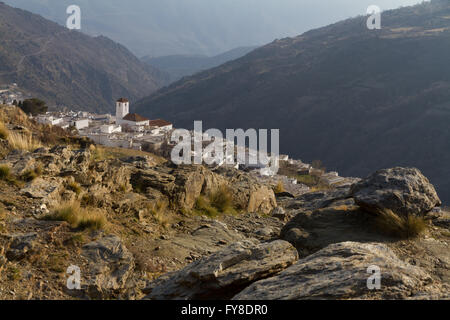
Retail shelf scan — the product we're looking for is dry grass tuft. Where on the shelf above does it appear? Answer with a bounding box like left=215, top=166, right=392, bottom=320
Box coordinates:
left=67, top=181, right=82, bottom=195
left=148, top=200, right=170, bottom=227
left=43, top=201, right=106, bottom=231
left=7, top=131, right=42, bottom=151
left=374, top=209, right=428, bottom=238
left=195, top=185, right=236, bottom=217
left=0, top=121, right=9, bottom=140
left=273, top=181, right=285, bottom=194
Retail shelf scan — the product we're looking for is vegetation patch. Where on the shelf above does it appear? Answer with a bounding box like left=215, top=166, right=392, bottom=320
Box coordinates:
left=0, top=121, right=9, bottom=140
left=194, top=186, right=236, bottom=217
left=147, top=200, right=170, bottom=227
left=0, top=165, right=11, bottom=181
left=7, top=131, right=42, bottom=152
left=67, top=181, right=82, bottom=195
left=273, top=181, right=285, bottom=194
left=374, top=209, right=428, bottom=239
left=21, top=165, right=43, bottom=182
left=43, top=201, right=106, bottom=231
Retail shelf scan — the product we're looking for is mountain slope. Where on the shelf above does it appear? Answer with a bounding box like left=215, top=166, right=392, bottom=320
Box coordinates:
left=3, top=0, right=422, bottom=57
left=135, top=0, right=450, bottom=202
left=0, top=2, right=165, bottom=113
left=142, top=46, right=258, bottom=83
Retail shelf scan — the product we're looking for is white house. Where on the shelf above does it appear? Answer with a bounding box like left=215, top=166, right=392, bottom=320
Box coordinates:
left=149, top=119, right=173, bottom=131
left=120, top=113, right=150, bottom=128
left=36, top=115, right=63, bottom=126
left=100, top=124, right=122, bottom=134
left=73, top=119, right=90, bottom=130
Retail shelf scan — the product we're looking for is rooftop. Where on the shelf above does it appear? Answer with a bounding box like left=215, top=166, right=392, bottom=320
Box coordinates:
left=117, top=98, right=129, bottom=103
left=122, top=113, right=150, bottom=122
left=149, top=119, right=172, bottom=127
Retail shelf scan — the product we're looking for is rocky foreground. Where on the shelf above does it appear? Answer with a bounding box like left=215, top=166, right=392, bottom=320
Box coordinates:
left=0, top=110, right=449, bottom=300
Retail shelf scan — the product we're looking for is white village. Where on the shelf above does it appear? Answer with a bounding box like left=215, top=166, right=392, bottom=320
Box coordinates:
left=1, top=96, right=358, bottom=196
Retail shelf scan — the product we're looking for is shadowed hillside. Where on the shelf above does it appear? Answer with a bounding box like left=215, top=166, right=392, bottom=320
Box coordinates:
left=135, top=0, right=450, bottom=203
left=0, top=2, right=166, bottom=113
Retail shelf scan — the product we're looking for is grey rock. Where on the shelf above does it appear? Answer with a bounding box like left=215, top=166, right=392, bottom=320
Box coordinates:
left=5, top=233, right=38, bottom=261
left=350, top=167, right=441, bottom=217
left=271, top=207, right=288, bottom=221
left=144, top=240, right=298, bottom=300
left=234, top=242, right=443, bottom=300
left=81, top=235, right=135, bottom=299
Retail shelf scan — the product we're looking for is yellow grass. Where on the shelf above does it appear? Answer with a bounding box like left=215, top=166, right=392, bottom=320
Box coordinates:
left=273, top=181, right=285, bottom=194
left=374, top=209, right=428, bottom=238
left=43, top=201, right=106, bottom=230
left=7, top=131, right=42, bottom=151
left=0, top=121, right=8, bottom=139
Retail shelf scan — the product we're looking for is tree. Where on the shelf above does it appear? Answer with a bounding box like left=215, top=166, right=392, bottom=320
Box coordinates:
left=20, top=98, right=48, bottom=116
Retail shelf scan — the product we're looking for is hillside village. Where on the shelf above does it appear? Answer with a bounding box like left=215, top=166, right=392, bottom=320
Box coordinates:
left=0, top=96, right=359, bottom=196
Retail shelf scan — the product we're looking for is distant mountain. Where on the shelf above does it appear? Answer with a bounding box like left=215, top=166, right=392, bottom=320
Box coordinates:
left=0, top=2, right=165, bottom=113
left=2, top=0, right=422, bottom=57
left=142, top=46, right=258, bottom=83
left=135, top=0, right=450, bottom=203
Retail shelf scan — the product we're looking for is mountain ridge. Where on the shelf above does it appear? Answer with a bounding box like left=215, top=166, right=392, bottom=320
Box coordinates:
left=0, top=2, right=165, bottom=113
left=134, top=0, right=450, bottom=203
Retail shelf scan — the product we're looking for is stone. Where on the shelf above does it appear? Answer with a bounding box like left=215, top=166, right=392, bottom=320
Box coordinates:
left=144, top=240, right=298, bottom=300
left=5, top=233, right=38, bottom=261
left=81, top=235, right=135, bottom=299
left=271, top=207, right=287, bottom=221
left=350, top=167, right=441, bottom=217
left=281, top=205, right=388, bottom=257
left=233, top=242, right=444, bottom=300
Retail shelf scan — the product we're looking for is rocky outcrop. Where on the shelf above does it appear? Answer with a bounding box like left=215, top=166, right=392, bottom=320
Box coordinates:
left=4, top=232, right=38, bottom=261
left=233, top=242, right=444, bottom=300
left=80, top=235, right=135, bottom=299
left=350, top=167, right=441, bottom=217
left=144, top=240, right=298, bottom=300
left=281, top=203, right=389, bottom=257
left=132, top=164, right=277, bottom=214
left=20, top=177, right=65, bottom=207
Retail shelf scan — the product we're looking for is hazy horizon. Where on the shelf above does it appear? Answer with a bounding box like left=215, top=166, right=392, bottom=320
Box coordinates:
left=4, top=0, right=424, bottom=57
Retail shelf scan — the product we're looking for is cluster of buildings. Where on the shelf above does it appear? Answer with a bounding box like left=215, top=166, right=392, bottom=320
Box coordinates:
left=33, top=98, right=173, bottom=151
left=0, top=84, right=27, bottom=105
left=27, top=97, right=354, bottom=190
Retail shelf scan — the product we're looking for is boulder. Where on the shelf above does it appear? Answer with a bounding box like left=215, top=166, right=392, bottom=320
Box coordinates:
left=281, top=204, right=388, bottom=257
left=5, top=233, right=38, bottom=261
left=144, top=240, right=298, bottom=300
left=81, top=235, right=135, bottom=299
left=234, top=242, right=443, bottom=300
left=350, top=167, right=441, bottom=217
left=20, top=177, right=65, bottom=207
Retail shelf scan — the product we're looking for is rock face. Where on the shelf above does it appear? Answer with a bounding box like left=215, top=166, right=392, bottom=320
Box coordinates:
left=80, top=236, right=135, bottom=299
left=145, top=240, right=298, bottom=300
left=281, top=203, right=388, bottom=257
left=5, top=233, right=38, bottom=261
left=234, top=242, right=443, bottom=300
left=132, top=165, right=277, bottom=214
left=350, top=167, right=441, bottom=217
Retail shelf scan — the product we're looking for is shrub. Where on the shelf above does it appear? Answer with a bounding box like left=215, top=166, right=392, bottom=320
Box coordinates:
left=194, top=195, right=219, bottom=218
left=0, top=121, right=8, bottom=140
left=0, top=165, right=11, bottom=180
left=7, top=131, right=42, bottom=151
left=21, top=166, right=42, bottom=182
left=67, top=181, right=82, bottom=195
left=209, top=185, right=235, bottom=213
left=374, top=209, right=428, bottom=238
left=273, top=181, right=285, bottom=194
left=43, top=201, right=106, bottom=231
left=194, top=186, right=236, bottom=217
left=148, top=200, right=170, bottom=227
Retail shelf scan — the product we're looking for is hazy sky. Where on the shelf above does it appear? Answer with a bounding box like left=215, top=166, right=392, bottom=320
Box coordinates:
left=5, top=0, right=425, bottom=56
